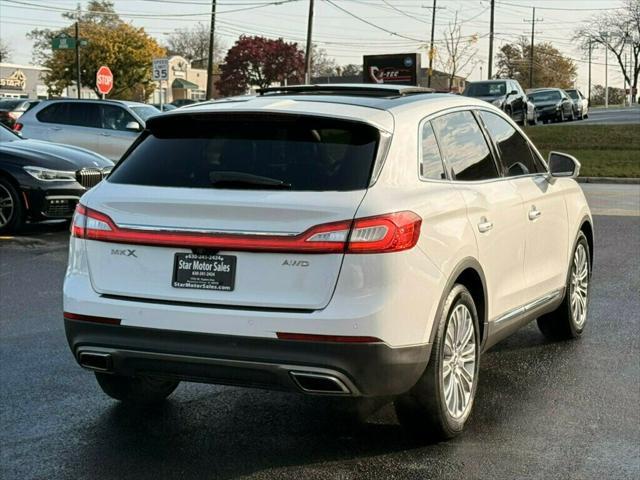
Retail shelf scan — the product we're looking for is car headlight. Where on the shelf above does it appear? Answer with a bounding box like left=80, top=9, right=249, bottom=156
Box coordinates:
left=491, top=98, right=504, bottom=107
left=23, top=166, right=77, bottom=182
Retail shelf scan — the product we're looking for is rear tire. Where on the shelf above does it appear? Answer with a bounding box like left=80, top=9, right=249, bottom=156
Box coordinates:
left=395, top=284, right=480, bottom=441
left=537, top=232, right=591, bottom=341
left=0, top=177, right=24, bottom=235
left=95, top=373, right=179, bottom=404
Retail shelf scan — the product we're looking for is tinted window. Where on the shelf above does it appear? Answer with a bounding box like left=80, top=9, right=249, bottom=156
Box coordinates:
left=566, top=90, right=579, bottom=100
left=420, top=121, right=445, bottom=180
left=130, top=105, right=160, bottom=122
left=68, top=103, right=100, bottom=128
left=109, top=115, right=380, bottom=191
left=464, top=82, right=506, bottom=97
left=37, top=103, right=70, bottom=124
left=431, top=111, right=498, bottom=181
left=480, top=111, right=543, bottom=176
left=100, top=105, right=136, bottom=131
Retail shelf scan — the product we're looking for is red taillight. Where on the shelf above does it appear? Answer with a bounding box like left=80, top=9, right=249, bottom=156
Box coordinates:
left=276, top=332, right=382, bottom=343
left=71, top=204, right=421, bottom=254
left=63, top=312, right=121, bottom=325
left=12, top=122, right=23, bottom=132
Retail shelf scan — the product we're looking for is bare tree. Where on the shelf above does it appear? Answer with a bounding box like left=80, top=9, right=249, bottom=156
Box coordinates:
left=311, top=45, right=337, bottom=78
left=0, top=38, right=12, bottom=62
left=574, top=0, right=640, bottom=103
left=437, top=12, right=479, bottom=89
left=165, top=23, right=224, bottom=66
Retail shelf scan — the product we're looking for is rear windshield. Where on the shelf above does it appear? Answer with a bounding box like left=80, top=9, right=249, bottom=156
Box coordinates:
left=108, top=114, right=380, bottom=191
left=565, top=90, right=578, bottom=100
left=463, top=82, right=506, bottom=97
left=0, top=100, right=26, bottom=110
left=529, top=91, right=561, bottom=102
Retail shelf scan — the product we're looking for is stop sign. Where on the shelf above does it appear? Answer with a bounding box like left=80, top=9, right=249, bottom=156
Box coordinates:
left=96, top=66, right=113, bottom=95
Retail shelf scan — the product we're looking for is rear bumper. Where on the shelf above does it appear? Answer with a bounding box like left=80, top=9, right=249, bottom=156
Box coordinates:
left=65, top=319, right=431, bottom=397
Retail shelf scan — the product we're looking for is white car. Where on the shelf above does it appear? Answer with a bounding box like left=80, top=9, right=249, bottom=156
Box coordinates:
left=63, top=84, right=593, bottom=440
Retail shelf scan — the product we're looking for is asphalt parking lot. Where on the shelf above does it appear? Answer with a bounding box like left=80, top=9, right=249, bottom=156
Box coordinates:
left=1, top=185, right=639, bottom=480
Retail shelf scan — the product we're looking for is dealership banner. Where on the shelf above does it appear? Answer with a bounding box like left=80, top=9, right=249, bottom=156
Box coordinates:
left=363, top=54, right=420, bottom=86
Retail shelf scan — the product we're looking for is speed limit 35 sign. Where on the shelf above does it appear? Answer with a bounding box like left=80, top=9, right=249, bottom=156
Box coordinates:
left=152, top=58, right=169, bottom=81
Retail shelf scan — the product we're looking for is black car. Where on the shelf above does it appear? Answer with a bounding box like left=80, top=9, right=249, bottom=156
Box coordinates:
left=0, top=124, right=113, bottom=234
left=462, top=79, right=527, bottom=124
left=0, top=99, right=40, bottom=128
left=527, top=88, right=575, bottom=123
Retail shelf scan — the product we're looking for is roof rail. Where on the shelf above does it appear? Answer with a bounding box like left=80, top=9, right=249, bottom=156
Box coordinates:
left=257, top=83, right=435, bottom=97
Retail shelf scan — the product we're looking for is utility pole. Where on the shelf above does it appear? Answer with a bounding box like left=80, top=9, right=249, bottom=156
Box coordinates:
left=524, top=8, right=542, bottom=89
left=304, top=0, right=315, bottom=84
left=427, top=0, right=437, bottom=87
left=488, top=0, right=495, bottom=79
left=604, top=33, right=609, bottom=108
left=75, top=21, right=81, bottom=98
left=588, top=38, right=592, bottom=105
left=206, top=0, right=217, bottom=99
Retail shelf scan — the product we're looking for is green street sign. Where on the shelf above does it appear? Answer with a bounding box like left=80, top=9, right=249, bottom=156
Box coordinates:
left=52, top=34, right=76, bottom=50
left=79, top=39, right=88, bottom=47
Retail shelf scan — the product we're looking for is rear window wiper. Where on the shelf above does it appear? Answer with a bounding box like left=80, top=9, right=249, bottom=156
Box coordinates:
left=209, top=171, right=292, bottom=190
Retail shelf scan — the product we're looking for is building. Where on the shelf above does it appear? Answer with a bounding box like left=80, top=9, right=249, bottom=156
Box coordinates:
left=0, top=63, right=49, bottom=99
left=151, top=55, right=221, bottom=104
left=312, top=69, right=466, bottom=93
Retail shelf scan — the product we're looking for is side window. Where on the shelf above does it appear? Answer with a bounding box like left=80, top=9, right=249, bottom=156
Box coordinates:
left=431, top=111, right=499, bottom=181
left=67, top=103, right=100, bottom=128
left=36, top=103, right=70, bottom=124
left=100, top=105, right=136, bottom=131
left=419, top=120, right=446, bottom=180
left=479, top=111, right=543, bottom=176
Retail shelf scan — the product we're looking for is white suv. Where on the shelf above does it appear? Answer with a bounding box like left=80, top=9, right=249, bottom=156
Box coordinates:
left=64, top=85, right=593, bottom=440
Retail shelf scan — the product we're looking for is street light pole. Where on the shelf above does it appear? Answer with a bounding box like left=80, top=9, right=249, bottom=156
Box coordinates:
left=75, top=21, right=81, bottom=99
left=427, top=0, right=437, bottom=87
left=488, top=0, right=495, bottom=79
left=588, top=38, right=592, bottom=105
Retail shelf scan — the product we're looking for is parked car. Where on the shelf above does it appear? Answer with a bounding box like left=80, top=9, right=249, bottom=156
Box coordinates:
left=171, top=98, right=199, bottom=107
left=462, top=79, right=527, bottom=124
left=64, top=84, right=593, bottom=441
left=565, top=89, right=588, bottom=119
left=152, top=103, right=177, bottom=112
left=0, top=123, right=112, bottom=234
left=527, top=88, right=576, bottom=123
left=0, top=99, right=40, bottom=128
left=15, top=99, right=159, bottom=162
left=525, top=97, right=538, bottom=126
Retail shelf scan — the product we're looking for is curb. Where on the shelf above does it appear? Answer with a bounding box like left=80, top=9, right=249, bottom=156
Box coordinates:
left=577, top=177, right=640, bottom=184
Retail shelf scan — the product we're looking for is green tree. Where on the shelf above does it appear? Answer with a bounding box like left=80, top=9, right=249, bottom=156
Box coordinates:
left=496, top=37, right=577, bottom=89
left=27, top=1, right=164, bottom=100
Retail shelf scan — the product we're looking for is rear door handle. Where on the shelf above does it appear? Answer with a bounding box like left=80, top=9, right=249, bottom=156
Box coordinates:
left=478, top=218, right=493, bottom=233
left=100, top=133, right=111, bottom=137
left=528, top=206, right=542, bottom=221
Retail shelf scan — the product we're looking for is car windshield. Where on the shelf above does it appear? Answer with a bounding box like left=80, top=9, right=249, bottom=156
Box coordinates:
left=566, top=90, right=579, bottom=100
left=464, top=82, right=506, bottom=97
left=108, top=114, right=380, bottom=191
left=529, top=91, right=562, bottom=102
left=130, top=105, right=160, bottom=121
left=0, top=125, right=20, bottom=142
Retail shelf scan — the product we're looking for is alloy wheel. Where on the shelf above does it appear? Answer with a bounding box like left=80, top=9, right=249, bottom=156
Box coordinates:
left=442, top=304, right=477, bottom=419
left=570, top=244, right=589, bottom=328
left=0, top=183, right=14, bottom=228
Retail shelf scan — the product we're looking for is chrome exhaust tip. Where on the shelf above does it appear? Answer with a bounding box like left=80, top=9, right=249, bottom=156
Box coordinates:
left=290, top=371, right=351, bottom=395
left=78, top=351, right=112, bottom=372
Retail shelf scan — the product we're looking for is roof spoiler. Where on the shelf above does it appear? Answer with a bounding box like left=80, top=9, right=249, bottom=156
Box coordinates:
left=257, top=84, right=436, bottom=97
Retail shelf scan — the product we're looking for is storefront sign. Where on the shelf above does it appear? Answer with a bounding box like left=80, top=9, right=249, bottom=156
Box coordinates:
left=0, top=69, right=27, bottom=91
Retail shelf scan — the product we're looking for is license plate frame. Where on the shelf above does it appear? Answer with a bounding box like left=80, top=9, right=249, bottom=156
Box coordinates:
left=172, top=253, right=236, bottom=291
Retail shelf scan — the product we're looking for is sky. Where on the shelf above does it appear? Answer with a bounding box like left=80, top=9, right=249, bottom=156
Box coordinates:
left=0, top=0, right=631, bottom=93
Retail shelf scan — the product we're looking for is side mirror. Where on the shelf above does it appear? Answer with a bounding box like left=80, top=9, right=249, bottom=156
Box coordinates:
left=548, top=151, right=580, bottom=178
left=506, top=89, right=518, bottom=97
left=125, top=121, right=141, bottom=132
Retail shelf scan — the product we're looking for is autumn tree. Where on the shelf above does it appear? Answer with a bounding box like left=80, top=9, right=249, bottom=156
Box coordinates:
left=590, top=84, right=627, bottom=106
left=217, top=36, right=304, bottom=97
left=0, top=38, right=11, bottom=62
left=574, top=0, right=639, bottom=103
left=27, top=1, right=164, bottom=100
left=496, top=38, right=577, bottom=89
left=164, top=23, right=224, bottom=67
left=437, top=13, right=479, bottom=89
